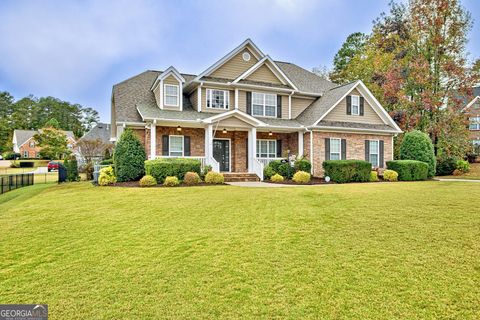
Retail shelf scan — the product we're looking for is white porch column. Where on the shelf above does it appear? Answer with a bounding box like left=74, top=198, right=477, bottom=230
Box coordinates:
left=205, top=124, right=213, bottom=159
left=248, top=127, right=257, bottom=172
left=298, top=131, right=304, bottom=157
left=150, top=122, right=156, bottom=159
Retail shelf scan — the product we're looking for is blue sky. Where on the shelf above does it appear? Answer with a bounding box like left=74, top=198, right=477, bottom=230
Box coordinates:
left=0, top=0, right=479, bottom=122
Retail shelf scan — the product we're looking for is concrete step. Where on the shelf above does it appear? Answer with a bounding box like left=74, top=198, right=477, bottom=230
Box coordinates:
left=223, top=172, right=260, bottom=182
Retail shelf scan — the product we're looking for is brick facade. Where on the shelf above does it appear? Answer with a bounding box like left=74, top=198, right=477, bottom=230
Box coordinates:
left=18, top=137, right=77, bottom=159
left=306, top=131, right=394, bottom=177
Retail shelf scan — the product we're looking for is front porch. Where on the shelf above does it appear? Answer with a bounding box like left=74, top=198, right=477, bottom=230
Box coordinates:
left=144, top=124, right=305, bottom=180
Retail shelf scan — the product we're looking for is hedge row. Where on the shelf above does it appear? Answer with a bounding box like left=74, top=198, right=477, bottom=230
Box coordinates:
left=386, top=160, right=428, bottom=181
left=322, top=160, right=371, bottom=183
left=145, top=158, right=201, bottom=183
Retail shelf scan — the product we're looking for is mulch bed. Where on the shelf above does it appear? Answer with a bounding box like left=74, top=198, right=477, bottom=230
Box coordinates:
left=265, top=177, right=333, bottom=185
left=107, top=181, right=227, bottom=188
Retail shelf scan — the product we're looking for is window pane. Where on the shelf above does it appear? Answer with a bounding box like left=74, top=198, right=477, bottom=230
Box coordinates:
left=252, top=104, right=263, bottom=116
left=370, top=154, right=378, bottom=167
left=256, top=141, right=260, bottom=157
left=330, top=139, right=340, bottom=153
left=351, top=95, right=359, bottom=106
left=352, top=105, right=359, bottom=115
left=265, top=94, right=276, bottom=106
left=265, top=105, right=276, bottom=117
left=165, top=95, right=178, bottom=105
left=252, top=93, right=264, bottom=105
left=330, top=153, right=340, bottom=160
left=268, top=140, right=276, bottom=157
left=170, top=136, right=183, bottom=156
left=165, top=85, right=178, bottom=95
left=370, top=140, right=379, bottom=153
left=209, top=90, right=226, bottom=109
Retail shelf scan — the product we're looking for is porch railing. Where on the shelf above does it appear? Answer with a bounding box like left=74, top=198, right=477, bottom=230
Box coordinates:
left=252, top=158, right=264, bottom=181
left=256, top=157, right=285, bottom=167
left=154, top=156, right=207, bottom=168
left=206, top=156, right=220, bottom=172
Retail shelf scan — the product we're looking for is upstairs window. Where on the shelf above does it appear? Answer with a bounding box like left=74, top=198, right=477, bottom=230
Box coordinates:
left=164, top=84, right=179, bottom=106
left=469, top=116, right=480, bottom=130
left=252, top=92, right=277, bottom=117
left=329, top=138, right=341, bottom=160
left=206, top=89, right=229, bottom=109
left=351, top=95, right=360, bottom=115
left=29, top=141, right=35, bottom=148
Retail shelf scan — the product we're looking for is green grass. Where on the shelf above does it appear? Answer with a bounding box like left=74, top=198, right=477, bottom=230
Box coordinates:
left=0, top=182, right=479, bottom=319
left=440, top=163, right=480, bottom=180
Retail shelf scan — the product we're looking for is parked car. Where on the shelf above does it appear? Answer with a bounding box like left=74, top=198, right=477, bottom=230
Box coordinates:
left=47, top=161, right=60, bottom=172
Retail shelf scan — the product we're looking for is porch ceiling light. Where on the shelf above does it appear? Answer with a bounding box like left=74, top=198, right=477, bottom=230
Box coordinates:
left=177, top=126, right=182, bottom=132
left=268, top=131, right=273, bottom=136
left=222, top=128, right=227, bottom=134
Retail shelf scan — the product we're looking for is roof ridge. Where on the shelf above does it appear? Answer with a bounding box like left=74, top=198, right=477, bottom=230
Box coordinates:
left=329, top=80, right=358, bottom=91
left=113, top=70, right=159, bottom=88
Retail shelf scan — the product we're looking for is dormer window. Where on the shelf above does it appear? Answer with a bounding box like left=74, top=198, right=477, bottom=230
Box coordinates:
left=164, top=84, right=179, bottom=107
left=351, top=95, right=360, bottom=116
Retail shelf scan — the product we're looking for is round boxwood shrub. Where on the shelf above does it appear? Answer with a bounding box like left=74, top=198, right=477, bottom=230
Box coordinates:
left=98, top=166, right=116, bottom=186
left=278, top=162, right=295, bottom=179
left=184, top=172, right=201, bottom=185
left=292, top=171, right=311, bottom=184
left=370, top=171, right=379, bottom=182
left=399, top=130, right=436, bottom=178
left=294, top=158, right=311, bottom=173
left=114, top=128, right=146, bottom=182
left=163, top=176, right=179, bottom=187
left=205, top=172, right=224, bottom=184
left=436, top=157, right=457, bottom=176
left=139, top=175, right=157, bottom=187
left=383, top=169, right=398, bottom=182
left=263, top=165, right=275, bottom=180
left=456, top=159, right=470, bottom=173
left=270, top=174, right=284, bottom=182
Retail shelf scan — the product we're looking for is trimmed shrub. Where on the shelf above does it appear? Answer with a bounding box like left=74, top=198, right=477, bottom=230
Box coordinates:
left=436, top=157, right=457, bottom=176
left=100, top=159, right=114, bottom=166
left=98, top=166, right=116, bottom=186
left=205, top=172, right=224, bottom=184
left=322, top=160, right=371, bottom=183
left=114, top=129, right=146, bottom=182
left=399, top=130, right=436, bottom=178
left=456, top=160, right=470, bottom=173
left=294, top=158, right=311, bottom=173
left=268, top=160, right=283, bottom=173
left=383, top=169, right=398, bottom=182
left=264, top=165, right=275, bottom=180
left=139, top=175, right=157, bottom=187
left=145, top=158, right=201, bottom=183
left=163, top=176, right=179, bottom=187
left=292, top=171, right=311, bottom=184
left=278, top=162, right=295, bottom=179
left=370, top=171, right=379, bottom=182
left=270, top=174, right=284, bottom=182
left=386, top=160, right=428, bottom=181
left=184, top=172, right=201, bottom=185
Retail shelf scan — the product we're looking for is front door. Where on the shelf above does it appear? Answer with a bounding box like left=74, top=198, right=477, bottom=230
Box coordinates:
left=213, top=139, right=230, bottom=172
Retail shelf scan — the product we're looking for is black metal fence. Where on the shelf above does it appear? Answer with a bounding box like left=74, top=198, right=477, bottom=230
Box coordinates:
left=0, top=173, right=34, bottom=195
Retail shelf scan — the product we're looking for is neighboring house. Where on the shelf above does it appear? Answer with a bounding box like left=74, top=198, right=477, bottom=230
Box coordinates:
left=110, top=39, right=402, bottom=179
left=77, top=123, right=112, bottom=162
left=463, top=86, right=480, bottom=149
left=12, top=129, right=76, bottom=159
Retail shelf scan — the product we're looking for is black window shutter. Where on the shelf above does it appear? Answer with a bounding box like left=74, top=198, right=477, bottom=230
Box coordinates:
left=341, top=139, right=347, bottom=160
left=346, top=96, right=352, bottom=115
left=162, top=135, right=169, bottom=156
left=184, top=136, right=191, bottom=156
left=276, top=140, right=282, bottom=157
left=277, top=95, right=282, bottom=118
left=365, top=140, right=370, bottom=161
left=325, top=138, right=330, bottom=161
left=379, top=140, right=384, bottom=168
left=360, top=97, right=365, bottom=116
left=246, top=92, right=252, bottom=115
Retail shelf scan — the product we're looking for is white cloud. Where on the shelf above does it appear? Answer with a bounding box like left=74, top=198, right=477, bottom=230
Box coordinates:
left=0, top=0, right=164, bottom=96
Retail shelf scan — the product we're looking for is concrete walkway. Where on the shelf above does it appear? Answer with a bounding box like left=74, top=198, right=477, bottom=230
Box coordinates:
left=227, top=181, right=318, bottom=187
left=436, top=178, right=480, bottom=182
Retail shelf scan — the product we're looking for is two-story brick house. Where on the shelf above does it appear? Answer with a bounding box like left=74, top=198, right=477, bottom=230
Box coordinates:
left=12, top=129, right=76, bottom=159
left=464, top=86, right=480, bottom=151
left=110, top=39, right=402, bottom=179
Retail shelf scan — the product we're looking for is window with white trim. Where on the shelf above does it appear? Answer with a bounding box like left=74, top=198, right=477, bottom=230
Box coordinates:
left=256, top=140, right=276, bottom=158
left=252, top=92, right=277, bottom=117
left=369, top=140, right=379, bottom=167
left=329, top=138, right=341, bottom=160
left=29, top=141, right=35, bottom=148
left=164, top=84, right=179, bottom=106
left=23, top=150, right=28, bottom=158
left=206, top=89, right=229, bottom=109
left=351, top=95, right=360, bottom=115
left=169, top=135, right=184, bottom=156
left=469, top=116, right=480, bottom=130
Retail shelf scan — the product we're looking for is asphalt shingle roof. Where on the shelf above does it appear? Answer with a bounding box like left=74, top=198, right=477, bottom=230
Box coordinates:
left=275, top=61, right=336, bottom=94
left=14, top=129, right=75, bottom=147
left=315, top=120, right=398, bottom=132
left=79, top=123, right=111, bottom=144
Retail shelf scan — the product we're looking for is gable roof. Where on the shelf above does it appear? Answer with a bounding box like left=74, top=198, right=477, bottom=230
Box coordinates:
left=13, top=129, right=75, bottom=148
left=79, top=123, right=111, bottom=145
left=275, top=61, right=336, bottom=94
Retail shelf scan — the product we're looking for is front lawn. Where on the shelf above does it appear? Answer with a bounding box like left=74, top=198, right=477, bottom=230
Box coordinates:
left=439, top=162, right=480, bottom=180
left=1, top=182, right=479, bottom=319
